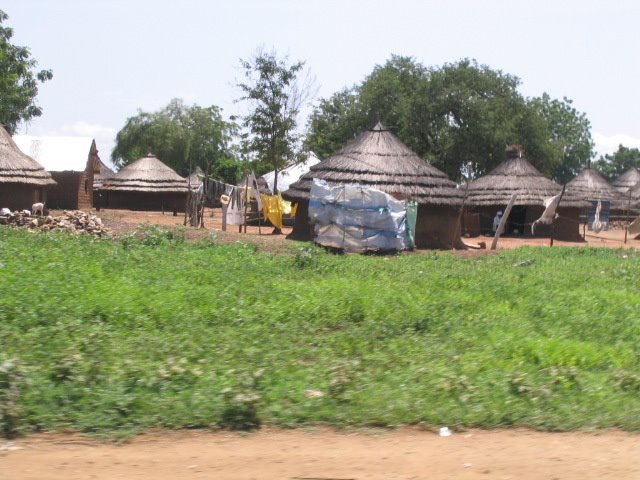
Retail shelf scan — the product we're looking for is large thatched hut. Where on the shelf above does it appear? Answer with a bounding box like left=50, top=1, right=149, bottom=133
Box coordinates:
left=0, top=125, right=56, bottom=210
left=566, top=167, right=628, bottom=218
left=282, top=122, right=465, bottom=249
left=465, top=146, right=587, bottom=240
left=101, top=153, right=188, bottom=212
left=612, top=167, right=640, bottom=193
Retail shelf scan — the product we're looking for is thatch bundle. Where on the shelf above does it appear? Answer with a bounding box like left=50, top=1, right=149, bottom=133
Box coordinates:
left=102, top=153, right=188, bottom=193
left=466, top=146, right=586, bottom=208
left=0, top=125, right=56, bottom=186
left=283, top=122, right=463, bottom=206
left=612, top=167, right=640, bottom=193
left=565, top=167, right=626, bottom=211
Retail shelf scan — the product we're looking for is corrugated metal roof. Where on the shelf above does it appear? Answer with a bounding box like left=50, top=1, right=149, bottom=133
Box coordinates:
left=13, top=135, right=95, bottom=172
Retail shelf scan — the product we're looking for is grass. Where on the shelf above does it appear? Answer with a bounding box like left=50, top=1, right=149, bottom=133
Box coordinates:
left=1, top=225, right=639, bottom=437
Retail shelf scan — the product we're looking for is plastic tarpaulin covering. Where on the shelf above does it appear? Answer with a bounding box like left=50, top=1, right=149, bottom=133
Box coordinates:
left=309, top=179, right=410, bottom=252
left=405, top=201, right=418, bottom=248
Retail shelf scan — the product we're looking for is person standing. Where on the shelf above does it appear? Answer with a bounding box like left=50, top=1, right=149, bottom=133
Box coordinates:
left=492, top=210, right=503, bottom=233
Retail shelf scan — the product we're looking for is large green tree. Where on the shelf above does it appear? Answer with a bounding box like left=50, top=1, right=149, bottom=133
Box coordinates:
left=112, top=99, right=241, bottom=184
left=236, top=49, right=313, bottom=193
left=305, top=56, right=593, bottom=182
left=592, top=145, right=640, bottom=181
left=528, top=93, right=594, bottom=184
left=0, top=9, right=53, bottom=134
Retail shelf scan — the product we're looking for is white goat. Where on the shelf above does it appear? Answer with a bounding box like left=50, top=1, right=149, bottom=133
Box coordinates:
left=32, top=202, right=45, bottom=216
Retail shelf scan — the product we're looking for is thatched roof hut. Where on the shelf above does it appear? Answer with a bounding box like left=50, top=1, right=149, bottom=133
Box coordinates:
left=283, top=122, right=465, bottom=249
left=284, top=122, right=462, bottom=205
left=565, top=167, right=626, bottom=212
left=101, top=153, right=188, bottom=212
left=465, top=146, right=587, bottom=240
left=0, top=125, right=56, bottom=210
left=466, top=146, right=585, bottom=207
left=612, top=167, right=640, bottom=193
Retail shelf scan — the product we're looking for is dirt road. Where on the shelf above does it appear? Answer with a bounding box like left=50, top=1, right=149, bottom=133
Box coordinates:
left=2, top=428, right=639, bottom=480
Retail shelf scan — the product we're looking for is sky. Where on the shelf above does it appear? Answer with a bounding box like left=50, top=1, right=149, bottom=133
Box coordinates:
left=4, top=0, right=640, bottom=169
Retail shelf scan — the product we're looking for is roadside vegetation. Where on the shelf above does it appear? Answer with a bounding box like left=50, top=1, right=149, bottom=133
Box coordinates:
left=1, top=226, right=639, bottom=438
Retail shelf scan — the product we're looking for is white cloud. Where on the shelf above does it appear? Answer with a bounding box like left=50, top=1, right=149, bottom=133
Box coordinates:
left=593, top=132, right=640, bottom=157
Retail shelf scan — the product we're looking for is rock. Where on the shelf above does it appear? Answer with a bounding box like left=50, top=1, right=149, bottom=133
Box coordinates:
left=0, top=210, right=110, bottom=237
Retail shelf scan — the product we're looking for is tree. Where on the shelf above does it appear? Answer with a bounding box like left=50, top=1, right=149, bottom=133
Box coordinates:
left=0, top=9, right=53, bottom=134
left=528, top=93, right=594, bottom=184
left=236, top=49, right=314, bottom=195
left=592, top=145, right=640, bottom=181
left=305, top=56, right=594, bottom=182
left=112, top=98, right=241, bottom=184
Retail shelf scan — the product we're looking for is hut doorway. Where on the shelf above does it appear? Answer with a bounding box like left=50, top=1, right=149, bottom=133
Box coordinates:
left=508, top=206, right=527, bottom=235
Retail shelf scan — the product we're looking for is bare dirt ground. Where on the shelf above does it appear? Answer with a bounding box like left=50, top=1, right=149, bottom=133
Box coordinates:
left=2, top=428, right=639, bottom=480
left=12, top=208, right=636, bottom=479
left=87, top=207, right=640, bottom=254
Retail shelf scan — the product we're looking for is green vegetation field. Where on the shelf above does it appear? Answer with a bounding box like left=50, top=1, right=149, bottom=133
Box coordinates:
left=1, top=226, right=640, bottom=438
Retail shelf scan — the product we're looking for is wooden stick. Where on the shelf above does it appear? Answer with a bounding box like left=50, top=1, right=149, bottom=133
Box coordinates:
left=491, top=193, right=517, bottom=250
left=243, top=175, right=249, bottom=234
left=549, top=185, right=566, bottom=247
left=452, top=177, right=470, bottom=249
left=625, top=190, right=631, bottom=244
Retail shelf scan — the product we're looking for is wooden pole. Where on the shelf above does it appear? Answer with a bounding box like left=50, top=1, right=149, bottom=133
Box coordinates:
left=624, top=190, right=631, bottom=244
left=549, top=185, right=566, bottom=247
left=491, top=193, right=517, bottom=250
left=222, top=202, right=227, bottom=232
left=243, top=176, right=249, bottom=234
left=451, top=178, right=470, bottom=249
left=258, top=194, right=262, bottom=235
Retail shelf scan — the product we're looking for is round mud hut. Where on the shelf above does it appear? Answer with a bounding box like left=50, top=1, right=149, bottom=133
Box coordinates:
left=101, top=153, right=188, bottom=212
left=0, top=125, right=56, bottom=210
left=612, top=167, right=640, bottom=193
left=282, top=122, right=465, bottom=249
left=465, top=146, right=587, bottom=240
left=566, top=167, right=630, bottom=216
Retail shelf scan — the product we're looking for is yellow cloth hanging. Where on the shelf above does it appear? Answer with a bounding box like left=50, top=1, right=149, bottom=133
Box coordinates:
left=260, top=193, right=284, bottom=229
left=281, top=198, right=292, bottom=215
left=290, top=203, right=298, bottom=217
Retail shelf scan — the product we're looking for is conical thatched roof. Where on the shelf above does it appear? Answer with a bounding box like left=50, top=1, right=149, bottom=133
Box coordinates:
left=466, top=146, right=587, bottom=208
left=566, top=167, right=626, bottom=210
left=0, top=125, right=56, bottom=186
left=612, top=167, right=640, bottom=193
left=102, top=153, right=188, bottom=193
left=283, top=122, right=462, bottom=205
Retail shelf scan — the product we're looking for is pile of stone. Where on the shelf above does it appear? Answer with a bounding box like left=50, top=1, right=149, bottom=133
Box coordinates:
left=0, top=210, right=110, bottom=237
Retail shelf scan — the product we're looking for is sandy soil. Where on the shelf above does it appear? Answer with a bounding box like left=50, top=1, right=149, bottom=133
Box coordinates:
left=87, top=208, right=640, bottom=254
left=2, top=428, right=639, bottom=480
